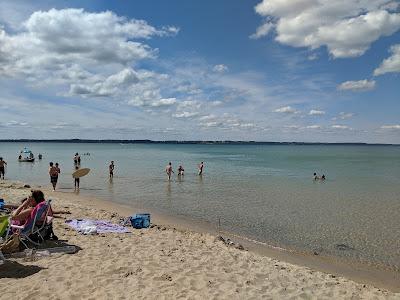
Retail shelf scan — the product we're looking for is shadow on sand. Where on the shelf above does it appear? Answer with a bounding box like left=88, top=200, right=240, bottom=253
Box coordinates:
left=0, top=261, right=45, bottom=279
left=0, top=240, right=81, bottom=279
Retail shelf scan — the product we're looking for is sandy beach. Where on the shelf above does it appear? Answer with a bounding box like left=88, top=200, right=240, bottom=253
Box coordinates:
left=1, top=180, right=399, bottom=299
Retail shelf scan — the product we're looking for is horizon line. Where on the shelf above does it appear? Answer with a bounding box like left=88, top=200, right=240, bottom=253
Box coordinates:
left=0, top=139, right=398, bottom=146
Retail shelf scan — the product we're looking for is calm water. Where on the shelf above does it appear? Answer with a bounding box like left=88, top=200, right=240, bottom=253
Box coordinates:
left=1, top=142, right=400, bottom=270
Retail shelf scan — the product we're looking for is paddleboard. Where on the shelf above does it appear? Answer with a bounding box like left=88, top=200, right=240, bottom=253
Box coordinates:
left=72, top=168, right=90, bottom=178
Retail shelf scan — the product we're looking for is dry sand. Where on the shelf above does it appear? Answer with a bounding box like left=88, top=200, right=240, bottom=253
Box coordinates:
left=1, top=180, right=399, bottom=299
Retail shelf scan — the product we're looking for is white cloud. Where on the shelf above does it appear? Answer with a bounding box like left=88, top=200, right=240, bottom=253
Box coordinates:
left=250, top=22, right=274, bottom=39
left=274, top=106, right=299, bottom=113
left=253, top=0, right=400, bottom=58
left=5, top=120, right=28, bottom=127
left=198, top=113, right=259, bottom=131
left=69, top=68, right=140, bottom=97
left=210, top=100, right=223, bottom=106
left=173, top=111, right=199, bottom=118
left=332, top=124, right=350, bottom=129
left=0, top=8, right=177, bottom=99
left=337, top=79, right=376, bottom=91
left=284, top=125, right=301, bottom=130
left=306, top=125, right=322, bottom=129
left=177, top=100, right=201, bottom=110
left=332, top=112, right=355, bottom=121
left=374, top=44, right=400, bottom=75
left=381, top=124, right=400, bottom=129
left=213, top=64, right=229, bottom=73
left=151, top=98, right=177, bottom=107
left=309, top=109, right=325, bottom=115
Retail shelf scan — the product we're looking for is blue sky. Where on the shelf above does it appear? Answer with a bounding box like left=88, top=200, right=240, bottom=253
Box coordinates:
left=0, top=0, right=399, bottom=143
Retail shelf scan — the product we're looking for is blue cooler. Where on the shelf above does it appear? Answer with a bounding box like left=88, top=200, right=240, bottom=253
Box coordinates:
left=130, top=213, right=150, bottom=229
left=0, top=199, right=4, bottom=210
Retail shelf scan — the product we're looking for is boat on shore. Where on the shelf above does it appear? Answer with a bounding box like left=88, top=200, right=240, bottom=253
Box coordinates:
left=18, top=148, right=35, bottom=162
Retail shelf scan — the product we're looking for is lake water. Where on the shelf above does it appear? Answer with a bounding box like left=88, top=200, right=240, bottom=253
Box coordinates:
left=1, top=142, right=400, bottom=270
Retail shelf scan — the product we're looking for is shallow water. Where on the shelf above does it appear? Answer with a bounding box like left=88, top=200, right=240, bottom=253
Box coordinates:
left=1, top=142, right=400, bottom=270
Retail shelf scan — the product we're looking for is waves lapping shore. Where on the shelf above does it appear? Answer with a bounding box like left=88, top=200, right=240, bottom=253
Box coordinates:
left=0, top=180, right=399, bottom=299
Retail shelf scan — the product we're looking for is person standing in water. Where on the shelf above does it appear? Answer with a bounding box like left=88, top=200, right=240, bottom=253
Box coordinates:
left=198, top=161, right=204, bottom=175
left=55, top=162, right=61, bottom=175
left=178, top=165, right=184, bottom=176
left=74, top=153, right=81, bottom=165
left=49, top=162, right=59, bottom=191
left=166, top=162, right=174, bottom=181
left=74, top=166, right=80, bottom=191
left=0, top=157, right=7, bottom=179
left=109, top=161, right=115, bottom=178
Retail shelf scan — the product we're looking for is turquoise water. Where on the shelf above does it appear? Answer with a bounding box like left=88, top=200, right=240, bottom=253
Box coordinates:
left=1, top=142, right=400, bottom=270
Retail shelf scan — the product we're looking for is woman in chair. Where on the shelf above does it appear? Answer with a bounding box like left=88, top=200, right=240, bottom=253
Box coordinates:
left=11, top=190, right=46, bottom=225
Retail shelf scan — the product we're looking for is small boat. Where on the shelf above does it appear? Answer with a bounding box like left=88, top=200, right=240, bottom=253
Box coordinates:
left=18, top=148, right=35, bottom=162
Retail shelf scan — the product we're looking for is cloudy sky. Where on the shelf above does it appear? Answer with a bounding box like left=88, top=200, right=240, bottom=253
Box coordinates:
left=0, top=0, right=399, bottom=143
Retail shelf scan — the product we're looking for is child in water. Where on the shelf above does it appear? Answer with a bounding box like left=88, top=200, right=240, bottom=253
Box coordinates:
left=178, top=165, right=184, bottom=176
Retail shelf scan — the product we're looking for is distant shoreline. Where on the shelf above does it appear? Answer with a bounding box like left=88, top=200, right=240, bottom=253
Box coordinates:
left=0, top=139, right=399, bottom=146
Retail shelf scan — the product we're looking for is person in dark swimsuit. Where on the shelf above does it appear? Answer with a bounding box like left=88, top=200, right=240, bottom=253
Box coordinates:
left=74, top=166, right=80, bottom=191
left=109, top=161, right=115, bottom=178
left=0, top=157, right=7, bottom=179
left=49, top=162, right=59, bottom=191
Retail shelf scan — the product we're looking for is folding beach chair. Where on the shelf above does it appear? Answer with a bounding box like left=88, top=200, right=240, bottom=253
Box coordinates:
left=6, top=200, right=53, bottom=248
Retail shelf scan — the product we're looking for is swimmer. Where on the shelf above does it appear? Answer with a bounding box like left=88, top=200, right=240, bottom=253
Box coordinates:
left=198, top=161, right=204, bottom=175
left=166, top=162, right=174, bottom=181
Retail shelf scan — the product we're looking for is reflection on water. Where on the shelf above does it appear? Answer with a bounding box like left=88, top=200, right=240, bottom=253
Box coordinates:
left=166, top=181, right=172, bottom=198
left=1, top=142, right=400, bottom=270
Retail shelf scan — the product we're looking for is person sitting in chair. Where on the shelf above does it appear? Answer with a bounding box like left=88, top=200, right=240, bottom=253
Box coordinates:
left=10, top=190, right=57, bottom=240
left=11, top=190, right=46, bottom=225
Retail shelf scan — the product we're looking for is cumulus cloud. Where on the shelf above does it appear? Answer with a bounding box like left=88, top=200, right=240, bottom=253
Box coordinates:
left=69, top=68, right=140, bottom=97
left=337, top=80, right=376, bottom=91
left=381, top=124, right=400, bottom=129
left=374, top=44, right=400, bottom=75
left=0, top=8, right=177, bottom=102
left=213, top=64, right=229, bottom=73
left=309, top=109, right=325, bottom=115
left=274, top=106, right=299, bottom=113
left=252, top=0, right=400, bottom=58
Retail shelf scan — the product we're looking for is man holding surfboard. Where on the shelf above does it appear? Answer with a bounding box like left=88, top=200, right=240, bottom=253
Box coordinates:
left=72, top=166, right=90, bottom=191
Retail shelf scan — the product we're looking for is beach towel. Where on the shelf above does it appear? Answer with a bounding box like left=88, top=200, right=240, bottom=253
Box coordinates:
left=65, top=219, right=130, bottom=234
left=0, top=215, right=9, bottom=237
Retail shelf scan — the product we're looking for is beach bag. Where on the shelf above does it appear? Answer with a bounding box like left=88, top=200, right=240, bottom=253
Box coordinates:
left=0, top=234, right=20, bottom=254
left=130, top=214, right=150, bottom=229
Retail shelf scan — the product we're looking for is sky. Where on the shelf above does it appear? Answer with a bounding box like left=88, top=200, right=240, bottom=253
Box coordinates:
left=0, top=0, right=399, bottom=143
